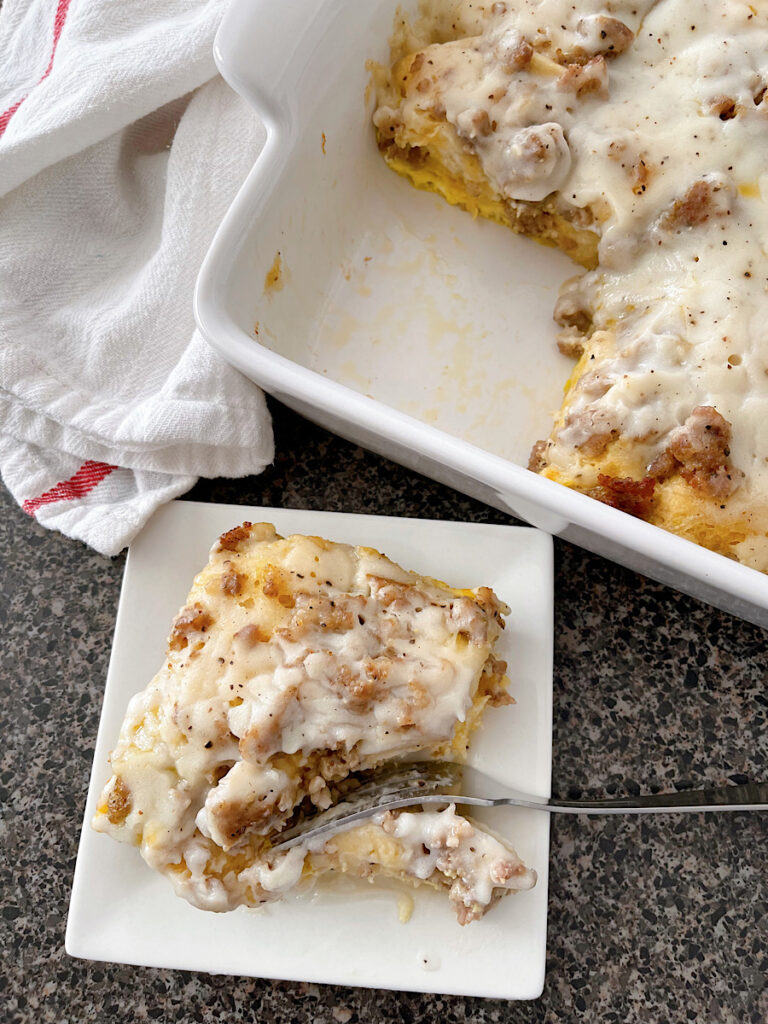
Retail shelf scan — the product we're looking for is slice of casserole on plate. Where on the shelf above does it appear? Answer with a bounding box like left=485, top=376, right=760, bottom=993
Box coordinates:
left=93, top=521, right=536, bottom=924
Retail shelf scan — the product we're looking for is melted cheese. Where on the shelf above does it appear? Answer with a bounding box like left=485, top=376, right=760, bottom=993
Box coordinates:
left=373, top=0, right=768, bottom=568
left=93, top=522, right=531, bottom=922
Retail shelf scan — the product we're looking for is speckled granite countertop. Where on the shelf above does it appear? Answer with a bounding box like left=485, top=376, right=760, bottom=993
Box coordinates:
left=1, top=399, right=767, bottom=1023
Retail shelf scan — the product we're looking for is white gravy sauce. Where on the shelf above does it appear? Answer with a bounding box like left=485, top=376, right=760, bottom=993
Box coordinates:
left=387, top=0, right=768, bottom=504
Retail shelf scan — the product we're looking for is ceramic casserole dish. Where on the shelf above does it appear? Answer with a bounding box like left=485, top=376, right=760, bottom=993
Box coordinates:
left=194, top=0, right=768, bottom=628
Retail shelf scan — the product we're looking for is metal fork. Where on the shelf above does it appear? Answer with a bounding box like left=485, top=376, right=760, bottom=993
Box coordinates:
left=272, top=761, right=768, bottom=850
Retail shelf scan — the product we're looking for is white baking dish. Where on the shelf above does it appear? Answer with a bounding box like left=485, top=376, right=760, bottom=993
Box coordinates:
left=194, top=0, right=768, bottom=628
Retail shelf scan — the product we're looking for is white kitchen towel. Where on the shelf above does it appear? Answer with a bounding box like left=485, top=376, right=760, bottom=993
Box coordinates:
left=0, top=0, right=274, bottom=556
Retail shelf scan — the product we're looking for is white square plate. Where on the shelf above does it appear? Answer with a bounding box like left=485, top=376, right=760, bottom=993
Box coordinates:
left=66, top=502, right=553, bottom=999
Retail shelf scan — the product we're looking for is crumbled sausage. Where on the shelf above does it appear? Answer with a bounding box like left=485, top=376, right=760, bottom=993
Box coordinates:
left=575, top=15, right=634, bottom=59
left=556, top=326, right=586, bottom=358
left=474, top=586, right=509, bottom=622
left=456, top=107, right=495, bottom=141
left=483, top=658, right=513, bottom=707
left=456, top=903, right=483, bottom=926
left=235, top=623, right=269, bottom=645
left=208, top=776, right=299, bottom=847
left=221, top=570, right=245, bottom=596
left=293, top=592, right=357, bottom=631
left=494, top=29, right=533, bottom=73
left=564, top=406, right=619, bottom=457
left=490, top=858, right=529, bottom=884
left=317, top=751, right=360, bottom=784
left=649, top=406, right=743, bottom=498
left=663, top=180, right=715, bottom=228
left=330, top=660, right=387, bottom=711
left=558, top=56, right=608, bottom=98
left=106, top=776, right=132, bottom=825
left=608, top=140, right=653, bottom=196
left=406, top=144, right=428, bottom=167
left=573, top=368, right=612, bottom=401
left=169, top=604, right=214, bottom=650
left=560, top=370, right=618, bottom=455
left=588, top=474, right=656, bottom=519
left=528, top=439, right=549, bottom=472
left=217, top=522, right=254, bottom=552
left=373, top=109, right=402, bottom=141
left=450, top=595, right=491, bottom=643
left=262, top=568, right=297, bottom=607
left=553, top=284, right=592, bottom=334
left=660, top=179, right=731, bottom=230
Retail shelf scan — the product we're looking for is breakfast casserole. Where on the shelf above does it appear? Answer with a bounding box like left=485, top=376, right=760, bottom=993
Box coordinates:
left=93, top=522, right=536, bottom=924
left=372, top=0, right=768, bottom=571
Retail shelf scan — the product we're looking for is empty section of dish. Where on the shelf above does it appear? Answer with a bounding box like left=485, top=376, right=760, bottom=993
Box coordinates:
left=219, top=5, right=573, bottom=467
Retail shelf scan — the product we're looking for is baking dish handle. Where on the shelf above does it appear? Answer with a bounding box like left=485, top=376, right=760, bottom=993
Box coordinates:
left=213, top=0, right=341, bottom=127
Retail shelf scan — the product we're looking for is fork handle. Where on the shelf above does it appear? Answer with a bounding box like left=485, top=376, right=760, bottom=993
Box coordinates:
left=464, top=779, right=768, bottom=814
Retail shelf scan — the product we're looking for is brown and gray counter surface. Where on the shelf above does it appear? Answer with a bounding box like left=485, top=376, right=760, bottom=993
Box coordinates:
left=1, top=399, right=766, bottom=1023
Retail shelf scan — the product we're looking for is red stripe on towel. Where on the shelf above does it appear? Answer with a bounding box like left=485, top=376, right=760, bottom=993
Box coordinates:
left=23, top=460, right=116, bottom=515
left=0, top=0, right=73, bottom=138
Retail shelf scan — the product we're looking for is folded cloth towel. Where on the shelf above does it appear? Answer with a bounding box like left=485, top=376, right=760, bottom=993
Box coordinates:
left=0, top=0, right=274, bottom=556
